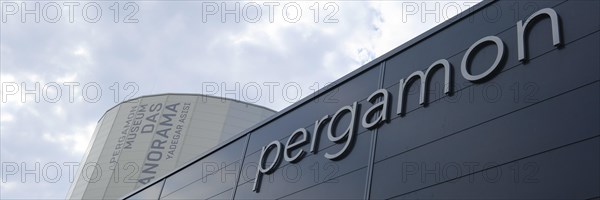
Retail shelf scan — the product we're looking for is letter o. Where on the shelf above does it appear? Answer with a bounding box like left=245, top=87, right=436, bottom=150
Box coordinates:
left=82, top=2, right=102, bottom=23
left=243, top=2, right=262, bottom=23
left=42, top=162, right=62, bottom=183
left=82, top=162, right=101, bottom=183
left=43, top=2, right=62, bottom=23
left=82, top=82, right=102, bottom=103
left=461, top=36, right=505, bottom=82
left=282, top=2, right=302, bottom=23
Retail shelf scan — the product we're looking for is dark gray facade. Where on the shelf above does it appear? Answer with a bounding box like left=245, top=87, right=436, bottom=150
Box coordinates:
left=123, top=0, right=600, bottom=199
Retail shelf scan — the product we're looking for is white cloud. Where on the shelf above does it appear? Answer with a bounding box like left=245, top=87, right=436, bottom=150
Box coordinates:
left=42, top=122, right=95, bottom=155
left=56, top=73, right=78, bottom=85
left=0, top=112, right=14, bottom=122
left=72, top=46, right=90, bottom=60
left=0, top=181, right=16, bottom=192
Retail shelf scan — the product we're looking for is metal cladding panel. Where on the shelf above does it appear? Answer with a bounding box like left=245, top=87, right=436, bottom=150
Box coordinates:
left=235, top=131, right=372, bottom=199
left=220, top=102, right=273, bottom=143
left=123, top=0, right=599, bottom=199
left=70, top=106, right=120, bottom=199
left=160, top=135, right=248, bottom=199
left=134, top=95, right=195, bottom=186
left=391, top=137, right=600, bottom=199
left=207, top=189, right=234, bottom=200
left=66, top=109, right=110, bottom=199
left=237, top=96, right=376, bottom=186
left=278, top=167, right=367, bottom=200
left=371, top=82, right=600, bottom=199
left=376, top=31, right=600, bottom=162
left=126, top=180, right=164, bottom=200
left=82, top=101, right=140, bottom=199
left=177, top=96, right=231, bottom=163
left=101, top=95, right=199, bottom=199
left=372, top=0, right=599, bottom=198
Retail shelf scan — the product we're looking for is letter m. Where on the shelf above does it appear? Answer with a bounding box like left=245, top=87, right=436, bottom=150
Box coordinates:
left=397, top=59, right=452, bottom=115
left=160, top=114, right=175, bottom=126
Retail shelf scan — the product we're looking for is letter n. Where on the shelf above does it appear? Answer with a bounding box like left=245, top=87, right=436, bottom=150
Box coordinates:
left=517, top=8, right=562, bottom=62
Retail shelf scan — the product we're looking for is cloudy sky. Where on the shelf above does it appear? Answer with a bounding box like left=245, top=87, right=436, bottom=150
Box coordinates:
left=0, top=1, right=478, bottom=199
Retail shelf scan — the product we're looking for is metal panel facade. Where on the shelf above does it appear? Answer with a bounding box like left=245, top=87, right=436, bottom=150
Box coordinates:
left=124, top=0, right=599, bottom=199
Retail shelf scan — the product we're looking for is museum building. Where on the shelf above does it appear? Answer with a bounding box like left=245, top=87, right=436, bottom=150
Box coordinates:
left=122, top=0, right=599, bottom=199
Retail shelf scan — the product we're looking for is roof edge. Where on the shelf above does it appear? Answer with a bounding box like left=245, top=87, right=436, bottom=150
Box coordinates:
left=98, top=92, right=277, bottom=123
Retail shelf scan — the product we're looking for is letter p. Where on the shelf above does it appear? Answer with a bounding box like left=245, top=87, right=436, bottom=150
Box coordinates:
left=402, top=2, right=419, bottom=23
left=2, top=2, right=19, bottom=23
left=202, top=2, right=219, bottom=23
left=1, top=82, right=19, bottom=103
left=201, top=82, right=219, bottom=102
left=2, top=162, right=19, bottom=182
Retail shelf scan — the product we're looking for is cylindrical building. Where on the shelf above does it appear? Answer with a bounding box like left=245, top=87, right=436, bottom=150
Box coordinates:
left=67, top=94, right=275, bottom=199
